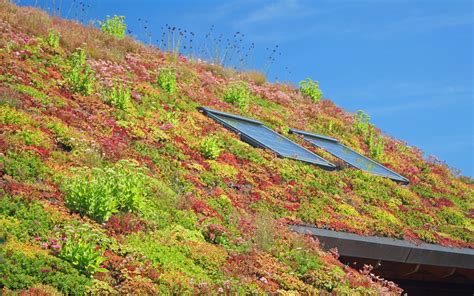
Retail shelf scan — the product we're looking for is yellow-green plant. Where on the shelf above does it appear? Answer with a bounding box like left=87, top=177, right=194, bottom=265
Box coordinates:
left=157, top=68, right=178, bottom=94
left=354, top=110, right=370, bottom=137
left=102, top=82, right=131, bottom=110
left=299, top=78, right=323, bottom=102
left=354, top=110, right=385, bottom=159
left=367, top=127, right=385, bottom=160
left=46, top=30, right=60, bottom=48
left=200, top=136, right=222, bottom=159
left=58, top=225, right=107, bottom=277
left=64, top=48, right=95, bottom=96
left=63, top=160, right=150, bottom=223
left=222, top=82, right=251, bottom=109
left=98, top=15, right=127, bottom=39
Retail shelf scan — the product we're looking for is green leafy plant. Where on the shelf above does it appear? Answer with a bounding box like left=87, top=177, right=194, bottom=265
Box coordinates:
left=306, top=265, right=346, bottom=292
left=200, top=136, right=222, bottom=159
left=299, top=78, right=323, bottom=102
left=367, top=127, right=385, bottom=160
left=354, top=110, right=385, bottom=159
left=57, top=225, right=107, bottom=277
left=46, top=30, right=60, bottom=48
left=98, top=15, right=127, bottom=39
left=64, top=48, right=95, bottom=96
left=157, top=68, right=178, bottom=94
left=63, top=159, right=151, bottom=223
left=354, top=110, right=370, bottom=137
left=222, top=81, right=251, bottom=109
left=102, top=82, right=131, bottom=110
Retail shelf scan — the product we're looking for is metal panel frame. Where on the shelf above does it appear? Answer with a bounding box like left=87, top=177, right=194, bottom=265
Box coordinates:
left=198, top=107, right=336, bottom=170
left=290, top=225, right=474, bottom=269
left=289, top=128, right=409, bottom=184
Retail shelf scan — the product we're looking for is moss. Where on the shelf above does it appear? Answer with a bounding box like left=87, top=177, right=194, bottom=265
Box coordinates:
left=1, top=150, right=49, bottom=182
left=297, top=197, right=333, bottom=225
left=126, top=226, right=223, bottom=284
left=0, top=105, right=34, bottom=126
left=224, top=137, right=265, bottom=164
left=11, top=128, right=51, bottom=148
left=208, top=160, right=238, bottom=180
left=304, top=265, right=346, bottom=292
left=0, top=194, right=57, bottom=242
left=0, top=240, right=91, bottom=294
left=0, top=2, right=471, bottom=293
left=401, top=210, right=436, bottom=228
left=439, top=208, right=466, bottom=226
left=199, top=170, right=224, bottom=188
left=336, top=204, right=360, bottom=217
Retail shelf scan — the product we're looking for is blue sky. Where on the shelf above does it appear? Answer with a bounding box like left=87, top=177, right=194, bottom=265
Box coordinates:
left=19, top=0, right=474, bottom=177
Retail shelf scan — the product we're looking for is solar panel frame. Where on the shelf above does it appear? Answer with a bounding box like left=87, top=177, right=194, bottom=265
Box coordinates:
left=290, top=128, right=409, bottom=184
left=198, top=107, right=336, bottom=170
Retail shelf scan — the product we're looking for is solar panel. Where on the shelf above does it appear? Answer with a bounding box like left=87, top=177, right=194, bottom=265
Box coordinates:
left=199, top=107, right=336, bottom=169
left=290, top=129, right=409, bottom=184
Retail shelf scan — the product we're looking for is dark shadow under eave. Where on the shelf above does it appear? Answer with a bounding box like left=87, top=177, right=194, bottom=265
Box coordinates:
left=290, top=224, right=474, bottom=294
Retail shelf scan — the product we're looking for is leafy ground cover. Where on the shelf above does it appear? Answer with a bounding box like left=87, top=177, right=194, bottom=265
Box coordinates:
left=0, top=1, right=472, bottom=294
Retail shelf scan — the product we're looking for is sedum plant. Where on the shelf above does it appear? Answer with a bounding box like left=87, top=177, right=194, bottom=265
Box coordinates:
left=98, top=15, right=127, bottom=39
left=1, top=150, right=49, bottom=182
left=0, top=246, right=91, bottom=293
left=57, top=225, right=107, bottom=277
left=354, top=110, right=370, bottom=137
left=299, top=78, right=323, bottom=102
left=63, top=159, right=151, bottom=223
left=157, top=68, right=178, bottom=94
left=200, top=136, right=222, bottom=159
left=64, top=48, right=95, bottom=96
left=102, top=82, right=131, bottom=110
left=46, top=30, right=60, bottom=48
left=367, top=127, right=385, bottom=160
left=354, top=110, right=385, bottom=159
left=222, top=81, right=251, bottom=109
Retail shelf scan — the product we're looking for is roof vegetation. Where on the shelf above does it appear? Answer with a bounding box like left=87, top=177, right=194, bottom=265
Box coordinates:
left=0, top=1, right=472, bottom=294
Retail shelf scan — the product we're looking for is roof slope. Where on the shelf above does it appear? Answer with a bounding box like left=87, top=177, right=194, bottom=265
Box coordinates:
left=0, top=2, right=472, bottom=295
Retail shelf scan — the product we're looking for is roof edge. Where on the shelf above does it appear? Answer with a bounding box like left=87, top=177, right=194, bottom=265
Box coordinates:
left=291, top=225, right=474, bottom=269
